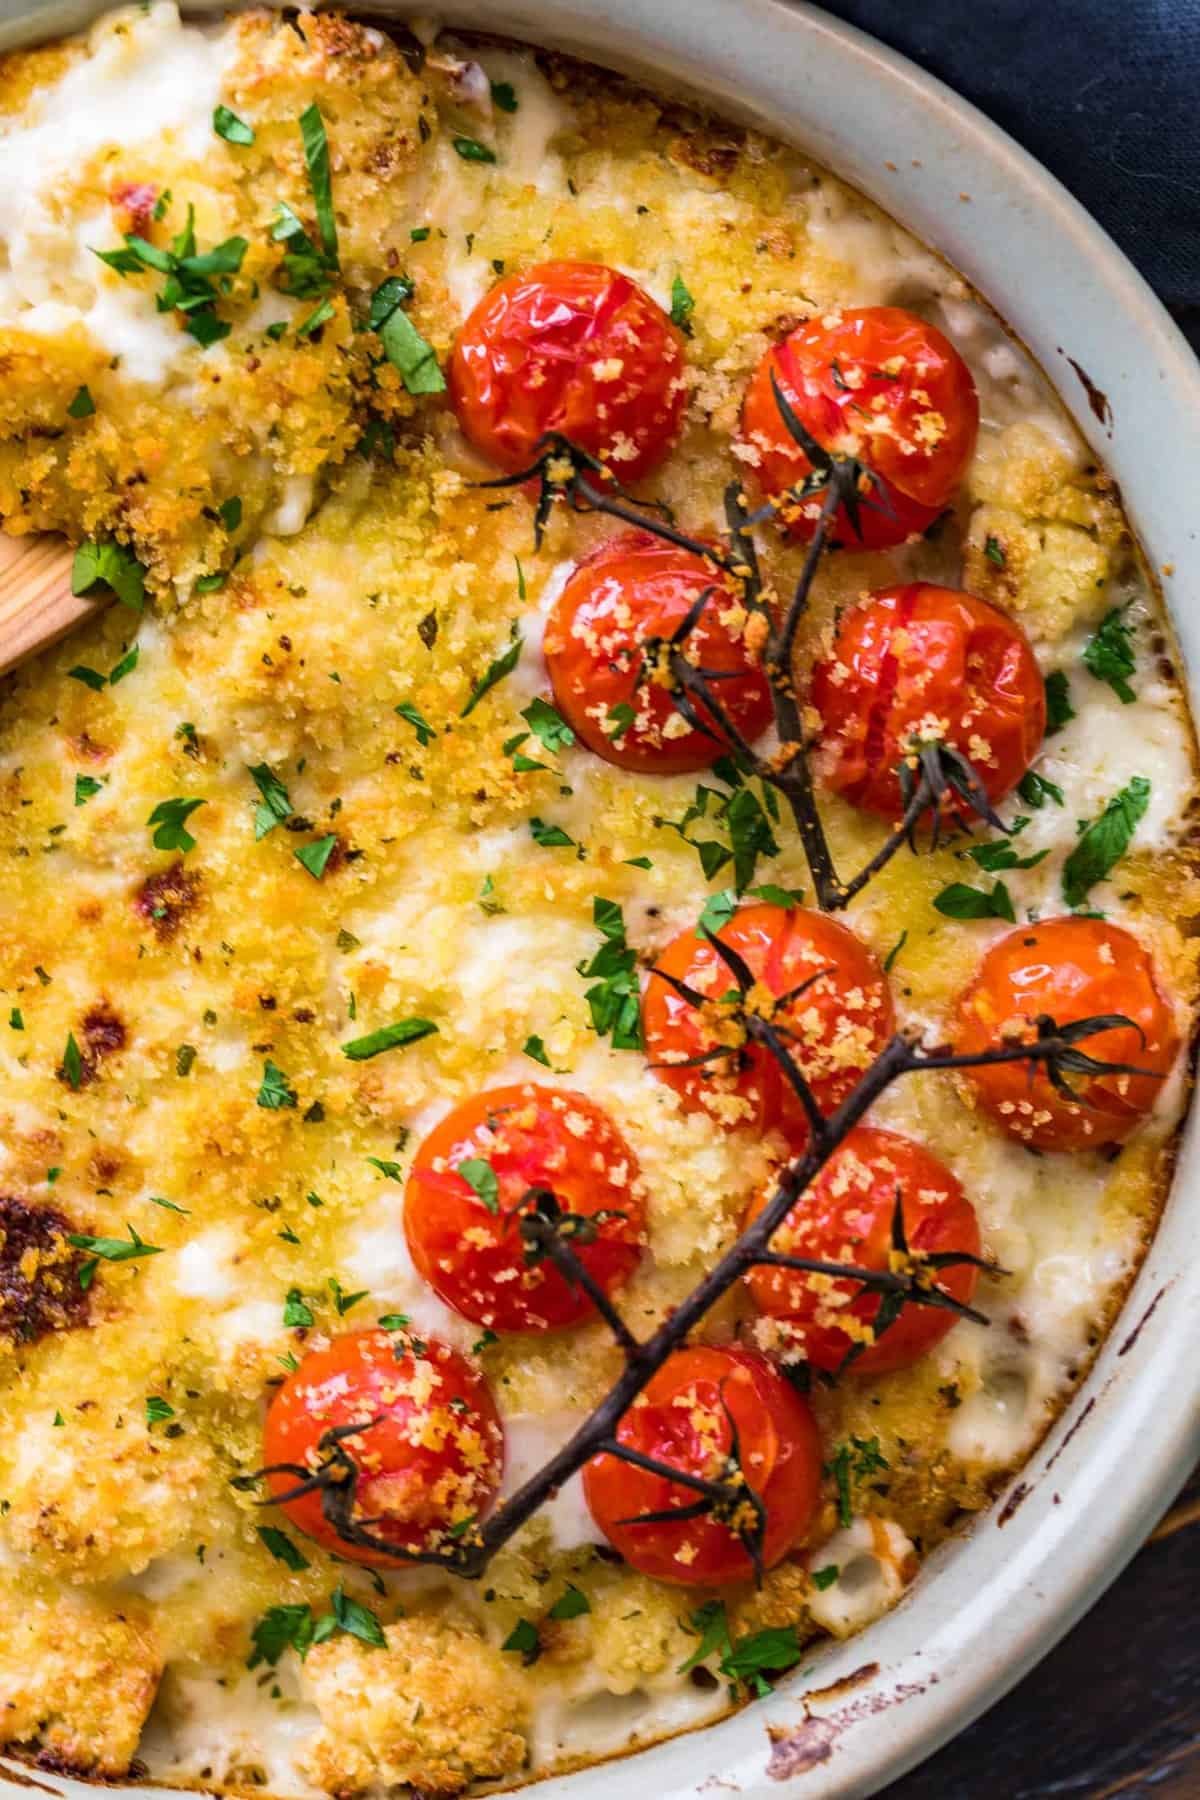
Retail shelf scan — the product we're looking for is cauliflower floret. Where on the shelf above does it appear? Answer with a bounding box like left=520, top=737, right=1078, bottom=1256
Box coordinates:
left=0, top=1406, right=214, bottom=1582
left=0, top=1586, right=161, bottom=1774
left=297, top=1614, right=531, bottom=1796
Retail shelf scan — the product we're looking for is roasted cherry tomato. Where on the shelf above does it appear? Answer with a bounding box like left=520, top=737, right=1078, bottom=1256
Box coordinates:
left=953, top=917, right=1179, bottom=1151
left=448, top=260, right=687, bottom=480
left=582, top=1345, right=822, bottom=1585
left=263, top=1329, right=503, bottom=1566
left=543, top=530, right=773, bottom=773
left=642, top=902, right=894, bottom=1142
left=404, top=1084, right=645, bottom=1332
left=739, top=306, right=979, bottom=548
left=809, top=583, right=1046, bottom=819
left=743, top=1126, right=981, bottom=1375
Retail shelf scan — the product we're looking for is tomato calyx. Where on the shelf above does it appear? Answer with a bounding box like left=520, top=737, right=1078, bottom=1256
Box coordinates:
left=474, top=428, right=692, bottom=552
left=646, top=922, right=834, bottom=1139
left=604, top=1377, right=771, bottom=1581
left=998, top=1009, right=1151, bottom=1109
left=895, top=736, right=1007, bottom=844
left=516, top=1184, right=640, bottom=1352
left=252, top=1414, right=424, bottom=1566
left=753, top=366, right=897, bottom=545
left=759, top=1183, right=993, bottom=1377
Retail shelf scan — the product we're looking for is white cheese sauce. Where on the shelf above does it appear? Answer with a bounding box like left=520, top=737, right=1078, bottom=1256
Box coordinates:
left=0, top=3, right=236, bottom=384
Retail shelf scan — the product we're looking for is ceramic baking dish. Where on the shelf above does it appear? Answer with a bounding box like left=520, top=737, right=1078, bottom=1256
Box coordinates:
left=0, top=1, right=1197, bottom=1794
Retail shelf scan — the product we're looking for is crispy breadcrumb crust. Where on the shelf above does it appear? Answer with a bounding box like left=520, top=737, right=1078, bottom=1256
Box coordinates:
left=298, top=1616, right=531, bottom=1796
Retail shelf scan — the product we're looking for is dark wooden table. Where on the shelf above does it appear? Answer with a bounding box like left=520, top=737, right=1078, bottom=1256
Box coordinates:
left=881, top=1466, right=1200, bottom=1797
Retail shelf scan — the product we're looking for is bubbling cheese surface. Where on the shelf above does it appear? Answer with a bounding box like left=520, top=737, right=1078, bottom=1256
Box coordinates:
left=0, top=7, right=1196, bottom=1796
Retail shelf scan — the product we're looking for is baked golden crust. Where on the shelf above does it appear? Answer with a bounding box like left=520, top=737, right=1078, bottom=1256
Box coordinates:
left=0, top=1586, right=161, bottom=1775
left=298, top=1616, right=531, bottom=1796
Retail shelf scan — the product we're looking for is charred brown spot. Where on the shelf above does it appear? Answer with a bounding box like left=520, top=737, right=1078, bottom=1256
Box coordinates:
left=0, top=1195, right=90, bottom=1347
left=57, top=1002, right=126, bottom=1089
left=68, top=732, right=112, bottom=764
left=135, top=861, right=201, bottom=939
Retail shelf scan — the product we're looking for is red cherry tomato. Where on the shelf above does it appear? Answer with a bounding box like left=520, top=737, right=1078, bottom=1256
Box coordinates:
left=404, top=1084, right=645, bottom=1332
left=739, top=306, right=979, bottom=548
left=448, top=261, right=687, bottom=480
left=953, top=917, right=1179, bottom=1151
left=543, top=530, right=773, bottom=774
left=582, top=1345, right=822, bottom=1585
left=263, top=1329, right=503, bottom=1566
left=743, top=1126, right=981, bottom=1375
left=809, top=583, right=1046, bottom=819
left=642, top=903, right=894, bottom=1143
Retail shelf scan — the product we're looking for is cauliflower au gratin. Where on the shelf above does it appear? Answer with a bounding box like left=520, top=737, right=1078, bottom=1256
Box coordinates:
left=0, top=6, right=1196, bottom=1795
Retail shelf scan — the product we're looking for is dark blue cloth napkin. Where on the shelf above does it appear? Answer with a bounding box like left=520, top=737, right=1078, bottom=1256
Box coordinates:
left=818, top=0, right=1200, bottom=352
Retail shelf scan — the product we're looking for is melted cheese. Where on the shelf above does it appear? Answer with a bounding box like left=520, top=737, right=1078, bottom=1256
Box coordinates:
left=0, top=4, right=235, bottom=384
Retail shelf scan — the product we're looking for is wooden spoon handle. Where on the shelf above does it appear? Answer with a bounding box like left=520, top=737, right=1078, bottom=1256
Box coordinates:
left=0, top=535, right=108, bottom=677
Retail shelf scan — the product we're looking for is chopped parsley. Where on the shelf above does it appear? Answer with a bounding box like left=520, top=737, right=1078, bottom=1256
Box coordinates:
left=74, top=774, right=102, bottom=807
left=61, top=1032, right=82, bottom=1090
left=68, top=1223, right=162, bottom=1290
left=147, top=796, right=206, bottom=854
left=1044, top=668, right=1075, bottom=735
left=71, top=539, right=146, bottom=611
left=145, top=1397, right=174, bottom=1428
left=213, top=104, right=255, bottom=145
left=257, top=1059, right=298, bottom=1110
left=256, top=1525, right=310, bottom=1571
left=457, top=1157, right=500, bottom=1213
left=342, top=1018, right=438, bottom=1060
left=8, top=1009, right=21, bottom=1031
left=1062, top=775, right=1150, bottom=908
left=1082, top=604, right=1137, bottom=704
left=579, top=897, right=641, bottom=1050
left=670, top=271, right=695, bottom=333
left=501, top=1618, right=541, bottom=1664
left=1017, top=769, right=1064, bottom=810
left=523, top=1034, right=551, bottom=1066
left=218, top=495, right=243, bottom=533
left=983, top=534, right=1006, bottom=568
left=93, top=203, right=247, bottom=345
left=299, top=102, right=338, bottom=268
left=328, top=1278, right=368, bottom=1317
left=369, top=276, right=445, bottom=395
left=454, top=136, right=497, bottom=164
left=811, top=1564, right=840, bottom=1592
left=283, top=1288, right=314, bottom=1328
left=67, top=384, right=95, bottom=419
left=657, top=763, right=779, bottom=891
left=175, top=1043, right=197, bottom=1078
left=826, top=1435, right=890, bottom=1530
left=548, top=1584, right=590, bottom=1621
left=933, top=879, right=1016, bottom=922
left=605, top=701, right=636, bottom=743
left=529, top=817, right=576, bottom=849
left=294, top=834, right=338, bottom=880
left=678, top=1601, right=805, bottom=1698
left=522, top=697, right=575, bottom=753
left=108, top=644, right=139, bottom=685
left=883, top=929, right=908, bottom=973
left=395, top=699, right=435, bottom=746
left=966, top=817, right=1048, bottom=873
left=248, top=1604, right=316, bottom=1668
left=461, top=630, right=523, bottom=715
left=490, top=79, right=519, bottom=112
left=366, top=1157, right=404, bottom=1181
left=248, top=763, right=292, bottom=838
